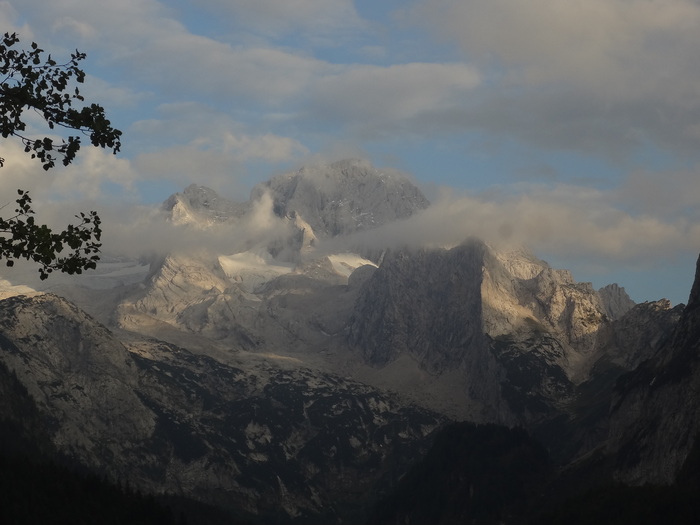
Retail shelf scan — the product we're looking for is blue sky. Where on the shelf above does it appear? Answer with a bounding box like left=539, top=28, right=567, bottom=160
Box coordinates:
left=1, top=0, right=700, bottom=305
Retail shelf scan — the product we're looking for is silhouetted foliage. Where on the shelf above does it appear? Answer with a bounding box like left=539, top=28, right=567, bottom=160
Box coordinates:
left=0, top=32, right=121, bottom=169
left=0, top=32, right=121, bottom=278
left=0, top=189, right=101, bottom=279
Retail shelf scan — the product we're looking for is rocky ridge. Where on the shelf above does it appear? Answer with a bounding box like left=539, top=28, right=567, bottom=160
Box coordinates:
left=163, top=183, right=249, bottom=226
left=606, top=255, right=700, bottom=485
left=0, top=158, right=691, bottom=522
left=598, top=283, right=637, bottom=320
left=251, top=158, right=430, bottom=238
left=0, top=293, right=443, bottom=522
left=114, top=161, right=664, bottom=431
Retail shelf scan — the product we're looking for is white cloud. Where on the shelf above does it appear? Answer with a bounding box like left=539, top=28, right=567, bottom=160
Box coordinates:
left=2, top=0, right=697, bottom=298
left=78, top=75, right=148, bottom=111
left=405, top=0, right=700, bottom=155
left=0, top=124, right=134, bottom=204
left=408, top=0, right=700, bottom=97
left=132, top=101, right=309, bottom=154
left=310, top=62, right=481, bottom=133
left=51, top=15, right=97, bottom=40
left=189, top=0, right=366, bottom=39
left=220, top=132, right=309, bottom=162
left=50, top=148, right=137, bottom=201
left=131, top=146, right=237, bottom=194
left=326, top=183, right=700, bottom=267
left=128, top=101, right=308, bottom=191
left=8, top=0, right=327, bottom=105
left=96, top=190, right=294, bottom=259
left=10, top=0, right=700, bottom=157
left=132, top=133, right=307, bottom=195
left=7, top=0, right=173, bottom=56
left=616, top=166, right=700, bottom=220
left=243, top=190, right=282, bottom=234
left=132, top=36, right=326, bottom=104
left=0, top=142, right=47, bottom=205
left=0, top=1, right=31, bottom=37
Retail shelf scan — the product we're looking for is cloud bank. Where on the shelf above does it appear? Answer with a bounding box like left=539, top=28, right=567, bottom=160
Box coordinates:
left=405, top=0, right=700, bottom=154
left=319, top=182, right=700, bottom=268
left=1, top=0, right=699, bottom=304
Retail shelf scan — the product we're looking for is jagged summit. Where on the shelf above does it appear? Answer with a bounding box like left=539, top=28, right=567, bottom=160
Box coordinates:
left=687, top=253, right=700, bottom=311
left=162, top=183, right=248, bottom=226
left=606, top=254, right=700, bottom=485
left=3, top=156, right=694, bottom=522
left=250, top=158, right=430, bottom=237
left=598, top=283, right=636, bottom=320
left=160, top=159, right=429, bottom=246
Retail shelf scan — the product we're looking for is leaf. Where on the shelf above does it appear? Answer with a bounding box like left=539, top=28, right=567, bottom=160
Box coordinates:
left=0, top=34, right=114, bottom=279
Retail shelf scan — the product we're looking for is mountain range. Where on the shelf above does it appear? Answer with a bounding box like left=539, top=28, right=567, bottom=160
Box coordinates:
left=1, top=158, right=698, bottom=524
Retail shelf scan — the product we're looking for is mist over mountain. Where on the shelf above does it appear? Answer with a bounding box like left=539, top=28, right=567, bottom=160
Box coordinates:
left=1, top=158, right=698, bottom=524
left=251, top=158, right=430, bottom=238
left=163, top=183, right=250, bottom=226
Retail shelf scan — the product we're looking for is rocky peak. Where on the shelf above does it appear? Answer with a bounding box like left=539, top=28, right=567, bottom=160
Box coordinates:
left=598, top=283, right=636, bottom=320
left=605, top=254, right=700, bottom=485
left=482, top=246, right=608, bottom=371
left=347, top=240, right=624, bottom=426
left=349, top=240, right=613, bottom=377
left=687, top=254, right=700, bottom=312
left=0, top=294, right=155, bottom=476
left=598, top=298, right=681, bottom=370
left=348, top=240, right=488, bottom=372
left=250, top=159, right=430, bottom=238
left=162, top=184, right=248, bottom=226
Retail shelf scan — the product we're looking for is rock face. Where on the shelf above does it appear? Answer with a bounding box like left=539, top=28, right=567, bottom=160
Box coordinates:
left=481, top=247, right=608, bottom=381
left=122, top=253, right=262, bottom=348
left=162, top=183, right=249, bottom=226
left=0, top=294, right=443, bottom=523
left=598, top=283, right=636, bottom=320
left=347, top=239, right=631, bottom=426
left=348, top=242, right=487, bottom=372
left=250, top=158, right=430, bottom=238
left=5, top=158, right=692, bottom=521
left=0, top=294, right=155, bottom=478
left=346, top=242, right=507, bottom=422
left=123, top=231, right=637, bottom=428
left=120, top=171, right=656, bottom=433
left=606, top=255, right=700, bottom=484
left=597, top=299, right=682, bottom=371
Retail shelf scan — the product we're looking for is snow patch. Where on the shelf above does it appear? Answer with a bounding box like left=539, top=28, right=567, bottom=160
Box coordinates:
left=327, top=253, right=376, bottom=278
left=219, top=251, right=293, bottom=292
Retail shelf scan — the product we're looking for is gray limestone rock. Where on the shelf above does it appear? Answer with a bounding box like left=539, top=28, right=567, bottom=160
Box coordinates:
left=598, top=283, right=636, bottom=320
left=250, top=158, right=430, bottom=238
left=0, top=293, right=444, bottom=522
left=348, top=241, right=487, bottom=373
left=162, top=183, right=249, bottom=225
left=0, top=294, right=156, bottom=479
left=3, top=157, right=692, bottom=519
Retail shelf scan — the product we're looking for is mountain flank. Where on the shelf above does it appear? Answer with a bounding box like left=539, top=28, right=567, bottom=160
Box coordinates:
left=0, top=158, right=695, bottom=523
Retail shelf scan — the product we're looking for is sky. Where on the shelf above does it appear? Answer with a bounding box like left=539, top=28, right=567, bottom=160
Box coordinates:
left=1, top=0, right=700, bottom=305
